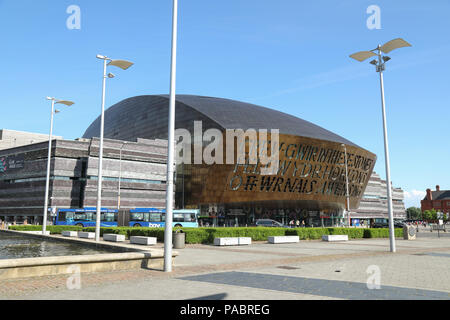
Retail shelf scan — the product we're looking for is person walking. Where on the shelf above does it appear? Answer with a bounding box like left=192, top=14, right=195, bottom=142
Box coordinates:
left=296, top=219, right=300, bottom=228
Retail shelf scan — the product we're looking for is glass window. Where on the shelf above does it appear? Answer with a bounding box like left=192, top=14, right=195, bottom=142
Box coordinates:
left=174, top=213, right=184, bottom=222
left=103, top=213, right=115, bottom=222
left=74, top=213, right=88, bottom=221
left=58, top=212, right=66, bottom=222
left=150, top=213, right=161, bottom=222
left=66, top=212, right=74, bottom=220
left=184, top=213, right=193, bottom=222
left=131, top=213, right=145, bottom=221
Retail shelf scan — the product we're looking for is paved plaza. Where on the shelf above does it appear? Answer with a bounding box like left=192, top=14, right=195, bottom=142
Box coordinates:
left=1, top=233, right=450, bottom=300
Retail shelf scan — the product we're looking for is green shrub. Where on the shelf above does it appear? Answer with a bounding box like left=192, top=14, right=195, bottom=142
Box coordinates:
left=286, top=228, right=330, bottom=239
left=127, top=228, right=166, bottom=241
left=207, top=227, right=286, bottom=242
left=183, top=228, right=210, bottom=244
left=8, top=225, right=83, bottom=234
left=363, top=228, right=403, bottom=238
left=7, top=225, right=405, bottom=243
left=287, top=227, right=402, bottom=240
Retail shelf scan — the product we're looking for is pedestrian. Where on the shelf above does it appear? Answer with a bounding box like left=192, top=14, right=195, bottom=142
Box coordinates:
left=296, top=219, right=300, bottom=228
left=302, top=220, right=305, bottom=228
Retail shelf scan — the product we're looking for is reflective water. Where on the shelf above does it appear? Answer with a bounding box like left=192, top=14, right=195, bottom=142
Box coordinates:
left=0, top=233, right=120, bottom=260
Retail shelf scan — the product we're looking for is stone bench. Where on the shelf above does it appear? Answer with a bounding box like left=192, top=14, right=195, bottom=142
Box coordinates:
left=103, top=234, right=126, bottom=242
left=238, top=237, right=252, bottom=245
left=62, top=231, right=78, bottom=237
left=268, top=236, right=299, bottom=244
left=130, top=236, right=157, bottom=246
left=214, top=237, right=252, bottom=246
left=78, top=232, right=95, bottom=239
left=322, top=235, right=349, bottom=242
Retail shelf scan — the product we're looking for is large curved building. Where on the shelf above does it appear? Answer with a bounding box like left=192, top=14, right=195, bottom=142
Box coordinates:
left=83, top=95, right=377, bottom=226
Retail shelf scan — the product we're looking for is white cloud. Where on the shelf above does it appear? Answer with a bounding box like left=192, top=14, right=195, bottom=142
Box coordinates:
left=404, top=190, right=426, bottom=208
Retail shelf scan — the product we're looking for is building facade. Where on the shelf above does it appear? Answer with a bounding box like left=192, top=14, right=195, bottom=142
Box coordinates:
left=352, top=171, right=406, bottom=225
left=0, top=137, right=169, bottom=224
left=0, top=129, right=62, bottom=150
left=83, top=95, right=378, bottom=227
left=421, top=186, right=450, bottom=214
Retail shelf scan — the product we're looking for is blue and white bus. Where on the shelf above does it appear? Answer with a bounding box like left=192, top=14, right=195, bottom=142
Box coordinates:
left=129, top=208, right=199, bottom=228
left=53, top=207, right=199, bottom=229
left=53, top=207, right=118, bottom=228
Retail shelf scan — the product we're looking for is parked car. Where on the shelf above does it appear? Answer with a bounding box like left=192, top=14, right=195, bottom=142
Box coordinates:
left=372, top=221, right=405, bottom=228
left=255, top=219, right=288, bottom=228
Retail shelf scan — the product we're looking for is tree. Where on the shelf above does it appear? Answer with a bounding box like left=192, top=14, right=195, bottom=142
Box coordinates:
left=406, top=207, right=422, bottom=220
left=423, top=209, right=438, bottom=221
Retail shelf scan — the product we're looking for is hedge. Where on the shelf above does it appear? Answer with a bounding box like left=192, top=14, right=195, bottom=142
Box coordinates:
left=7, top=226, right=404, bottom=244
left=8, top=225, right=83, bottom=234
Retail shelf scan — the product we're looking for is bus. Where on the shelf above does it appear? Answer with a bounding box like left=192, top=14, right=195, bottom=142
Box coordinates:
left=53, top=207, right=118, bottom=228
left=53, top=207, right=200, bottom=229
left=129, top=208, right=199, bottom=228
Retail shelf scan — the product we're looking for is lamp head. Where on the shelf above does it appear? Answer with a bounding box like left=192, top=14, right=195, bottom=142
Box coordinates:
left=96, top=54, right=107, bottom=60
left=55, top=100, right=75, bottom=106
left=107, top=73, right=115, bottom=79
left=370, top=60, right=378, bottom=66
left=383, top=56, right=391, bottom=63
left=108, top=59, right=134, bottom=70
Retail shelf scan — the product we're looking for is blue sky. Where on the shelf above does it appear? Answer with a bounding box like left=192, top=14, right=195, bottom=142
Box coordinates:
left=0, top=0, right=449, bottom=208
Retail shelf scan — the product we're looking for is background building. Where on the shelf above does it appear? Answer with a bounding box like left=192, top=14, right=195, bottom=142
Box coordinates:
left=0, top=137, right=169, bottom=224
left=0, top=129, right=62, bottom=150
left=83, top=94, right=377, bottom=227
left=421, top=185, right=450, bottom=215
left=352, top=171, right=406, bottom=226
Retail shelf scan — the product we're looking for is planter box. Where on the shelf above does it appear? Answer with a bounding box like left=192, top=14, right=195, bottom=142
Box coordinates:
left=103, top=234, right=126, bottom=242
left=78, top=232, right=95, bottom=239
left=62, top=231, right=78, bottom=237
left=214, top=238, right=239, bottom=246
left=268, top=236, right=299, bottom=244
left=238, top=237, right=252, bottom=245
left=322, top=235, right=349, bottom=242
left=130, top=236, right=157, bottom=246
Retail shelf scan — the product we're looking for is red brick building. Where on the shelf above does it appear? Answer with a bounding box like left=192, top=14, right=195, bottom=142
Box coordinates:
left=421, top=185, right=450, bottom=214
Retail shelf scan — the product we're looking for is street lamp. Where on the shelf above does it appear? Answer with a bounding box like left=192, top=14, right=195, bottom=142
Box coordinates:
left=350, top=38, right=412, bottom=253
left=164, top=0, right=179, bottom=273
left=95, top=55, right=134, bottom=242
left=43, top=97, right=74, bottom=235
left=341, top=144, right=351, bottom=227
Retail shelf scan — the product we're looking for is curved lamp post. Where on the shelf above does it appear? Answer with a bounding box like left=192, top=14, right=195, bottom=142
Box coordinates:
left=43, top=97, right=74, bottom=235
left=95, top=55, right=134, bottom=242
left=350, top=38, right=412, bottom=253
